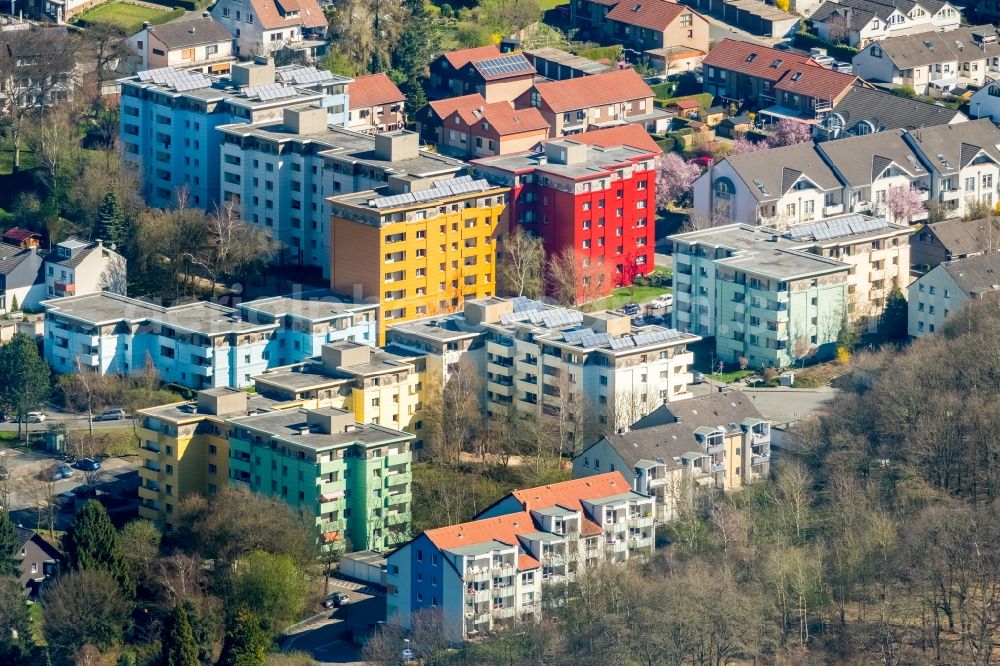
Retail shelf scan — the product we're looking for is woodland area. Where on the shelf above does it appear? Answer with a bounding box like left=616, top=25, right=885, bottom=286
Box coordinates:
left=365, top=296, right=1000, bottom=665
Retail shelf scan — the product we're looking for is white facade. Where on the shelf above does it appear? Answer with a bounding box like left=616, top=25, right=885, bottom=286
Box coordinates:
left=907, top=265, right=961, bottom=336
left=210, top=0, right=327, bottom=58
left=815, top=0, right=960, bottom=47
left=44, top=239, right=127, bottom=301
left=969, top=79, right=1000, bottom=122
left=128, top=18, right=235, bottom=74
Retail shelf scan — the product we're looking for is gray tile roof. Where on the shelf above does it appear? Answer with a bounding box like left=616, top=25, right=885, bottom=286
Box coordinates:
left=817, top=128, right=926, bottom=186
left=0, top=242, right=35, bottom=276
left=906, top=118, right=1000, bottom=175
left=940, top=253, right=1000, bottom=297
left=877, top=25, right=1000, bottom=70
left=924, top=218, right=1000, bottom=256
left=813, top=0, right=950, bottom=31
left=144, top=15, right=233, bottom=49
left=826, top=86, right=964, bottom=135
left=725, top=142, right=843, bottom=202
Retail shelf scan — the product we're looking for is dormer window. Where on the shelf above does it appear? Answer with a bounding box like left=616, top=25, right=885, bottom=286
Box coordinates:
left=770, top=58, right=782, bottom=68
left=746, top=53, right=757, bottom=62
left=58, top=247, right=70, bottom=258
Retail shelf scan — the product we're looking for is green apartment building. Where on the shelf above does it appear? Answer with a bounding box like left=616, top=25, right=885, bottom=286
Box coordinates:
left=227, top=407, right=414, bottom=552
left=672, top=224, right=850, bottom=368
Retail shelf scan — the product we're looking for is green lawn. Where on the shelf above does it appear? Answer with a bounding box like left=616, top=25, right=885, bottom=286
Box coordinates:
left=538, top=0, right=569, bottom=9
left=588, top=284, right=672, bottom=312
left=708, top=369, right=753, bottom=383
left=76, top=2, right=182, bottom=34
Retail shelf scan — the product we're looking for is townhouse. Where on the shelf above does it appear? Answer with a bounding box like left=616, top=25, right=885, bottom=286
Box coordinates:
left=219, top=115, right=463, bottom=278
left=120, top=59, right=327, bottom=210
left=211, top=0, right=328, bottom=59
left=852, top=25, right=1000, bottom=96
left=41, top=291, right=375, bottom=389
left=329, top=176, right=508, bottom=332
left=347, top=73, right=406, bottom=134
left=473, top=136, right=659, bottom=300
left=128, top=15, right=236, bottom=75
left=139, top=387, right=415, bottom=551
left=811, top=0, right=961, bottom=47
left=574, top=390, right=771, bottom=522
left=0, top=243, right=43, bottom=315
left=427, top=46, right=537, bottom=104
left=814, top=85, right=965, bottom=141
left=910, top=217, right=1000, bottom=268
left=387, top=297, right=700, bottom=447
left=570, top=0, right=709, bottom=59
left=524, top=48, right=611, bottom=80
left=908, top=253, right=1000, bottom=336
left=44, top=239, right=127, bottom=300
left=670, top=216, right=910, bottom=364
left=417, top=94, right=489, bottom=146
left=387, top=472, right=655, bottom=641
left=968, top=77, right=1000, bottom=122
left=519, top=69, right=668, bottom=137
left=436, top=101, right=549, bottom=160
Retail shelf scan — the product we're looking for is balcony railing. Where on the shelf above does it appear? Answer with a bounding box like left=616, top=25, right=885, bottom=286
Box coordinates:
left=752, top=453, right=771, bottom=466
left=710, top=462, right=725, bottom=474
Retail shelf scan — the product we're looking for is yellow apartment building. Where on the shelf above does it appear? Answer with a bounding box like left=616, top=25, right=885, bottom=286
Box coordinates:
left=329, top=170, right=509, bottom=340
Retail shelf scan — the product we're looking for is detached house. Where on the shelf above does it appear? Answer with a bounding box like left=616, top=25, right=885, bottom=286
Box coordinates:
left=427, top=46, right=537, bottom=104
left=908, top=253, right=1000, bottom=336
left=811, top=0, right=961, bottom=47
left=605, top=0, right=709, bottom=61
left=519, top=68, right=668, bottom=137
left=437, top=100, right=549, bottom=159
left=910, top=217, right=1000, bottom=268
left=852, top=25, right=1000, bottom=96
left=129, top=15, right=236, bottom=75
left=211, top=0, right=328, bottom=59
left=0, top=243, right=43, bottom=315
left=347, top=73, right=406, bottom=134
left=44, top=239, right=126, bottom=300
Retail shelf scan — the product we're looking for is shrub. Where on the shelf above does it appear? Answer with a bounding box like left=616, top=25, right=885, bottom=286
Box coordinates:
left=656, top=137, right=676, bottom=153
left=440, top=3, right=453, bottom=18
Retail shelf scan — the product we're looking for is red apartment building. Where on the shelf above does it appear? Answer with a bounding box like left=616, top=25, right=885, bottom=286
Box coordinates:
left=473, top=134, right=659, bottom=301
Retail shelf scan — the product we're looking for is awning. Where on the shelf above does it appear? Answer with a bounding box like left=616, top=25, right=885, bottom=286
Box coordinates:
left=321, top=490, right=344, bottom=502
left=758, top=105, right=820, bottom=125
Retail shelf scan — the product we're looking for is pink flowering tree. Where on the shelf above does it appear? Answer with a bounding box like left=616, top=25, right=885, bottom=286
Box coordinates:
left=655, top=153, right=702, bottom=210
left=728, top=136, right=768, bottom=156
left=885, top=185, right=925, bottom=224
left=766, top=118, right=813, bottom=148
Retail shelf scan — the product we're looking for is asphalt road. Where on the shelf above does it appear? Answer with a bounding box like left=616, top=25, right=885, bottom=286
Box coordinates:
left=0, top=411, right=135, bottom=433
left=283, top=582, right=386, bottom=666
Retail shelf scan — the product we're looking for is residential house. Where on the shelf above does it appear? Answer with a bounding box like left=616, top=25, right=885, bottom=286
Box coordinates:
left=910, top=217, right=1000, bottom=268
left=417, top=94, right=488, bottom=145
left=211, top=0, right=328, bottom=59
left=427, top=46, right=536, bottom=103
left=219, top=114, right=462, bottom=277
left=671, top=215, right=910, bottom=364
left=603, top=0, right=709, bottom=59
left=387, top=297, right=700, bottom=447
left=129, top=15, right=236, bottom=75
left=524, top=47, right=611, bottom=80
left=473, top=137, right=659, bottom=299
left=44, top=239, right=126, bottom=300
left=0, top=25, right=79, bottom=110
left=811, top=0, right=961, bottom=47
left=329, top=176, right=508, bottom=333
left=908, top=253, right=1000, bottom=336
left=15, top=528, right=59, bottom=597
left=519, top=68, right=668, bottom=137
left=903, top=119, right=1000, bottom=218
left=1, top=228, right=41, bottom=249
left=851, top=25, right=1000, bottom=96
left=967, top=77, right=1000, bottom=122
left=347, top=73, right=406, bottom=134
left=574, top=390, right=771, bottom=522
left=565, top=123, right=663, bottom=152
left=387, top=472, right=655, bottom=641
left=815, top=85, right=966, bottom=141
left=0, top=242, right=43, bottom=315
left=437, top=101, right=549, bottom=159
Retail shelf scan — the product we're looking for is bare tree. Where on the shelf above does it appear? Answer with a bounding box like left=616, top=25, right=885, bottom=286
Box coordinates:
left=498, top=227, right=545, bottom=298
left=547, top=247, right=607, bottom=307
left=421, top=358, right=484, bottom=465
left=181, top=200, right=276, bottom=295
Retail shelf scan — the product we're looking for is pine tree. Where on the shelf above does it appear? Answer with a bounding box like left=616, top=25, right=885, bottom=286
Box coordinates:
left=878, top=284, right=909, bottom=342
left=64, top=500, right=133, bottom=596
left=0, top=332, right=50, bottom=441
left=393, top=0, right=432, bottom=115
left=162, top=603, right=200, bottom=666
left=0, top=512, right=20, bottom=578
left=95, top=191, right=126, bottom=248
left=8, top=295, right=17, bottom=312
left=218, top=607, right=268, bottom=666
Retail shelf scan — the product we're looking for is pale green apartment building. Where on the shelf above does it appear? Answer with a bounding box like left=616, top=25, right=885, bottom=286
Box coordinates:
left=227, top=406, right=414, bottom=552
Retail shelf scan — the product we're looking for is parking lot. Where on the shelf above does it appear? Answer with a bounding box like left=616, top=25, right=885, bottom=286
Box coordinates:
left=282, top=580, right=387, bottom=666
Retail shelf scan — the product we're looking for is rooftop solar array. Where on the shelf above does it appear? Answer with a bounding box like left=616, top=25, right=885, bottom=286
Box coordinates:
left=368, top=178, right=494, bottom=210
left=510, top=296, right=547, bottom=313
left=787, top=214, right=889, bottom=242
left=474, top=54, right=534, bottom=78
left=137, top=67, right=211, bottom=92
left=607, top=329, right=685, bottom=351
left=243, top=83, right=299, bottom=101
left=277, top=66, right=337, bottom=85
left=498, top=306, right=583, bottom=328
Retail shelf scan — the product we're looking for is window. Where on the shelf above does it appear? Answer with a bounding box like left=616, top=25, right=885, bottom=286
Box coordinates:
left=966, top=177, right=976, bottom=192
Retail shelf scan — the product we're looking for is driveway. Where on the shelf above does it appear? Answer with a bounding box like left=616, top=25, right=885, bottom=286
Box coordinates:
left=282, top=580, right=387, bottom=666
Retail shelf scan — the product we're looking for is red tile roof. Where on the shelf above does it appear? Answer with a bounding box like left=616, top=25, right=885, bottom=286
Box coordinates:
left=424, top=511, right=537, bottom=552
left=533, top=69, right=654, bottom=113
left=569, top=124, right=661, bottom=153
left=250, top=0, right=325, bottom=30
left=443, top=45, right=502, bottom=69
left=512, top=472, right=632, bottom=513
left=581, top=519, right=604, bottom=536
left=673, top=98, right=700, bottom=109
left=2, top=228, right=40, bottom=243
left=607, top=0, right=690, bottom=32
left=518, top=554, right=541, bottom=570
left=349, top=73, right=405, bottom=111
left=701, top=38, right=819, bottom=83
left=774, top=66, right=859, bottom=101
left=427, top=93, right=487, bottom=120
left=454, top=101, right=550, bottom=137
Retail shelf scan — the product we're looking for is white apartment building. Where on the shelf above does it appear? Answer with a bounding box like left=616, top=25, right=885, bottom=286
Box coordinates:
left=852, top=25, right=1000, bottom=95
left=44, top=239, right=127, bottom=300
left=387, top=472, right=655, bottom=641
left=218, top=117, right=463, bottom=278
left=387, top=298, right=701, bottom=448
left=210, top=0, right=328, bottom=59
left=812, top=0, right=961, bottom=47
left=908, top=253, right=1000, bottom=336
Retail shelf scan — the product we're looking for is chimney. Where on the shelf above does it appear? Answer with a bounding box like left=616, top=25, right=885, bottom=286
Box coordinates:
left=142, top=21, right=151, bottom=29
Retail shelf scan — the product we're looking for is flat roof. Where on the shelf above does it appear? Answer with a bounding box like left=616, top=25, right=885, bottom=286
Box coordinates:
left=474, top=142, right=655, bottom=180
left=141, top=393, right=287, bottom=422
left=329, top=177, right=507, bottom=212
left=228, top=407, right=412, bottom=450
left=122, top=68, right=325, bottom=110
left=719, top=247, right=848, bottom=280
left=585, top=491, right=649, bottom=507
left=239, top=292, right=375, bottom=323
left=254, top=366, right=348, bottom=391
left=525, top=47, right=611, bottom=75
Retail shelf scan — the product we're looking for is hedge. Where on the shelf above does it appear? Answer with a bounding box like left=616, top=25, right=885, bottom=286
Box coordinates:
left=573, top=45, right=622, bottom=61
left=655, top=92, right=713, bottom=110
left=656, top=137, right=676, bottom=153
left=793, top=31, right=859, bottom=63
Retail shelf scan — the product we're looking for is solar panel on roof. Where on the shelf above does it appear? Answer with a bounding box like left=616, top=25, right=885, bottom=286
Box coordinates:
left=476, top=54, right=532, bottom=78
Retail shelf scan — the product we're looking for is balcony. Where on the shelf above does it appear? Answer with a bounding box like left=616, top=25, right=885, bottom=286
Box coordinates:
left=53, top=281, right=75, bottom=294
left=384, top=472, right=412, bottom=487
left=494, top=606, right=516, bottom=619
left=490, top=561, right=516, bottom=574
left=138, top=485, right=159, bottom=502
left=142, top=442, right=161, bottom=454
left=385, top=492, right=410, bottom=507
left=752, top=453, right=771, bottom=466
left=605, top=539, right=628, bottom=553
left=710, top=462, right=725, bottom=474
left=940, top=189, right=961, bottom=202
left=465, top=588, right=491, bottom=603
left=629, top=536, right=654, bottom=550
left=707, top=444, right=724, bottom=455
left=79, top=353, right=99, bottom=366
left=466, top=568, right=491, bottom=582
left=626, top=514, right=654, bottom=528
left=144, top=460, right=161, bottom=473
left=822, top=204, right=843, bottom=216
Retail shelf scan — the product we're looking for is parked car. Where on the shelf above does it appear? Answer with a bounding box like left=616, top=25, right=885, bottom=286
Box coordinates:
left=622, top=303, right=641, bottom=315
left=650, top=294, right=674, bottom=309
left=814, top=55, right=835, bottom=67
left=21, top=412, right=46, bottom=423
left=833, top=61, right=852, bottom=73
left=74, top=458, right=101, bottom=472
left=57, top=463, right=74, bottom=479
left=692, top=371, right=705, bottom=384
left=644, top=75, right=665, bottom=85
left=42, top=463, right=73, bottom=481
left=92, top=408, right=126, bottom=421
left=322, top=591, right=350, bottom=609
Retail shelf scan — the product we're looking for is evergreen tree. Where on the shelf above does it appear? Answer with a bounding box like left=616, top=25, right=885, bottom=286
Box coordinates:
left=0, top=574, right=30, bottom=661
left=162, top=603, right=200, bottom=666
left=878, top=284, right=909, bottom=342
left=0, top=332, right=50, bottom=441
left=218, top=607, right=268, bottom=666
left=393, top=0, right=432, bottom=115
left=64, top=500, right=132, bottom=596
left=8, top=295, right=17, bottom=312
left=95, top=191, right=126, bottom=248
left=0, top=512, right=20, bottom=578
